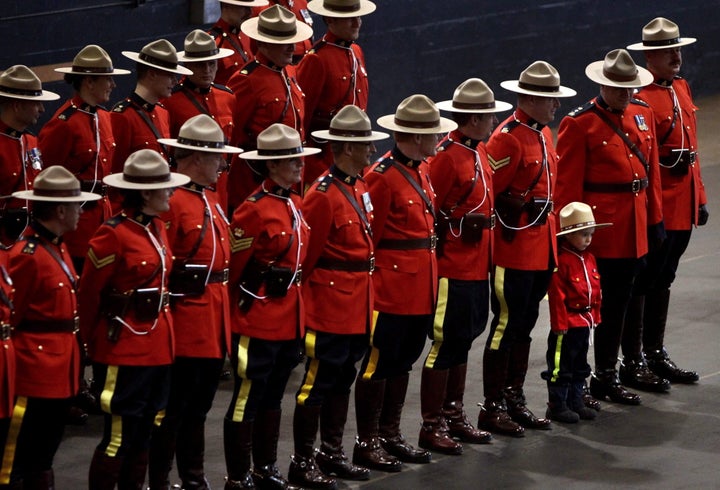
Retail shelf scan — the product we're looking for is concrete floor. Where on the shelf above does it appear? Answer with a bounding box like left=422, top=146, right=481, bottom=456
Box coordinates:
left=55, top=95, right=720, bottom=489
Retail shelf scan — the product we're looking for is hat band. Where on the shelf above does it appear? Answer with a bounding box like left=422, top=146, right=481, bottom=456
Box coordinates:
left=561, top=220, right=596, bottom=232
left=452, top=100, right=496, bottom=110
left=323, top=1, right=361, bottom=12
left=258, top=24, right=298, bottom=39
left=394, top=117, right=440, bottom=129
left=0, top=84, right=42, bottom=97
left=518, top=81, right=560, bottom=93
left=329, top=127, right=372, bottom=137
left=177, top=136, right=225, bottom=149
left=33, top=187, right=82, bottom=198
left=257, top=146, right=304, bottom=156
left=643, top=36, right=681, bottom=47
left=184, top=47, right=220, bottom=58
left=139, top=52, right=179, bottom=70
left=603, top=68, right=638, bottom=82
left=71, top=65, right=114, bottom=74
left=123, top=173, right=172, bottom=184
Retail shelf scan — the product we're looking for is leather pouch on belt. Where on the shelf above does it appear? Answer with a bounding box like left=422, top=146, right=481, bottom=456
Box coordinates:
left=461, top=213, right=487, bottom=244
left=495, top=192, right=525, bottom=242
left=169, top=264, right=209, bottom=297
left=264, top=265, right=293, bottom=298
left=133, top=287, right=162, bottom=322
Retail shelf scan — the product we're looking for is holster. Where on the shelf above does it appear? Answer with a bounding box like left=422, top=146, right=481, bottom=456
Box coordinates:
left=524, top=197, right=552, bottom=226
left=661, top=150, right=694, bottom=176
left=169, top=263, right=209, bottom=297
left=264, top=264, right=294, bottom=298
left=238, top=259, right=267, bottom=312
left=495, top=192, right=525, bottom=242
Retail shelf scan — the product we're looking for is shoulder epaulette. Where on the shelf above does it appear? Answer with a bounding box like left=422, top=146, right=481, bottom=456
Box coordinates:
left=372, top=160, right=390, bottom=174
left=57, top=104, right=78, bottom=122
left=437, top=139, right=453, bottom=152
left=500, top=120, right=521, bottom=134
left=308, top=40, right=327, bottom=55
left=316, top=174, right=332, bottom=193
left=105, top=215, right=126, bottom=228
left=240, top=60, right=260, bottom=76
left=630, top=98, right=649, bottom=108
left=567, top=101, right=595, bottom=118
left=208, top=25, right=223, bottom=39
left=21, top=236, right=38, bottom=255
left=212, top=82, right=233, bottom=94
left=246, top=190, right=267, bottom=203
left=112, top=99, right=131, bottom=113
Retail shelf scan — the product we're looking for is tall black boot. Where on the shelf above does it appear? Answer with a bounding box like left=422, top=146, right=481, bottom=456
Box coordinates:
left=176, top=418, right=210, bottom=489
left=352, top=377, right=401, bottom=473
left=288, top=404, right=336, bottom=489
left=22, top=469, right=55, bottom=490
left=148, top=415, right=178, bottom=490
left=316, top=393, right=370, bottom=480
left=504, top=341, right=551, bottom=430
left=418, top=367, right=462, bottom=455
left=251, top=409, right=288, bottom=489
left=118, top=449, right=148, bottom=490
left=88, top=448, right=125, bottom=490
left=477, top=348, right=524, bottom=437
left=443, top=363, right=491, bottom=444
left=223, top=418, right=255, bottom=489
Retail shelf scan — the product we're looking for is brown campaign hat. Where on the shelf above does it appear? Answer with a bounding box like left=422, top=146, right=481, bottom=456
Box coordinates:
left=557, top=202, right=612, bottom=236
left=13, top=166, right=101, bottom=202
left=122, top=39, right=193, bottom=76
left=241, top=124, right=321, bottom=160
left=585, top=49, right=653, bottom=88
left=0, top=65, right=60, bottom=101
left=311, top=105, right=388, bottom=142
left=158, top=114, right=243, bottom=154
left=55, top=45, right=130, bottom=76
left=241, top=5, right=313, bottom=44
left=501, top=61, right=576, bottom=98
left=377, top=94, right=457, bottom=134
left=178, top=29, right=234, bottom=62
left=436, top=78, right=513, bottom=114
left=627, top=17, right=697, bottom=51
left=104, top=149, right=191, bottom=190
left=307, top=0, right=377, bottom=18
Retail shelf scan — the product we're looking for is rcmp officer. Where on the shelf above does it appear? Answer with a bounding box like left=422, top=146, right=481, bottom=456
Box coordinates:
left=418, top=78, right=512, bottom=454
left=226, top=5, right=313, bottom=210
left=0, top=66, right=59, bottom=246
left=627, top=18, right=707, bottom=384
left=480, top=61, right=576, bottom=437
left=287, top=105, right=387, bottom=488
left=224, top=124, right=318, bottom=489
left=209, top=0, right=269, bottom=87
left=353, top=95, right=456, bottom=470
left=252, top=0, right=314, bottom=64
left=2, top=166, right=100, bottom=489
left=39, top=45, right=130, bottom=271
left=555, top=49, right=665, bottom=403
left=79, top=150, right=189, bottom=489
left=296, top=0, right=376, bottom=186
left=0, top=246, right=14, bottom=474
left=148, top=116, right=242, bottom=490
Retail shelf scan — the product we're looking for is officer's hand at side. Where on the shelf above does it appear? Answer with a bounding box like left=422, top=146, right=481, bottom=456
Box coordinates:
left=698, top=204, right=709, bottom=226
left=647, top=221, right=666, bottom=252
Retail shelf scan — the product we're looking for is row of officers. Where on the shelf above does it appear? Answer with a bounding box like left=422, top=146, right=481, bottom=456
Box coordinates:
left=0, top=8, right=709, bottom=490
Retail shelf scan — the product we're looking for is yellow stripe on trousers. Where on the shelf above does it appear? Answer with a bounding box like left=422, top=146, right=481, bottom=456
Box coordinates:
left=551, top=333, right=564, bottom=383
left=231, top=335, right=253, bottom=422
left=489, top=266, right=510, bottom=350
left=425, top=277, right=449, bottom=369
left=296, top=329, right=318, bottom=405
left=0, top=396, right=27, bottom=483
left=361, top=310, right=380, bottom=380
left=99, top=366, right=123, bottom=457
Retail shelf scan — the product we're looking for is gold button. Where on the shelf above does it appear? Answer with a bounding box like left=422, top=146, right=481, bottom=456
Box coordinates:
left=393, top=264, right=398, bottom=269
left=141, top=260, right=147, bottom=266
left=38, top=345, right=43, bottom=351
left=329, top=281, right=334, bottom=286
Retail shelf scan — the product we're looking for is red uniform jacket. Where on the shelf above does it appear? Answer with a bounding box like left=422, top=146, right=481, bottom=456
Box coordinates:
left=548, top=245, right=602, bottom=333
left=366, top=148, right=438, bottom=316
left=429, top=131, right=494, bottom=280
left=162, top=184, right=231, bottom=358
left=229, top=180, right=307, bottom=340
left=8, top=224, right=81, bottom=399
left=556, top=98, right=663, bottom=259
left=79, top=212, right=174, bottom=366
left=0, top=251, right=16, bottom=417
left=164, top=80, right=236, bottom=141
left=296, top=32, right=369, bottom=185
left=635, top=77, right=707, bottom=230
left=38, top=95, right=115, bottom=259
left=303, top=167, right=374, bottom=334
left=226, top=54, right=306, bottom=209
left=208, top=18, right=256, bottom=87
left=252, top=0, right=313, bottom=62
left=486, top=109, right=558, bottom=271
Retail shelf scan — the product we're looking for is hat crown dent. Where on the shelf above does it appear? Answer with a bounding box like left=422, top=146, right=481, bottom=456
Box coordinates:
left=184, top=29, right=217, bottom=54
left=141, top=39, right=180, bottom=65
left=257, top=123, right=303, bottom=152
left=330, top=104, right=372, bottom=132
left=33, top=166, right=81, bottom=193
left=73, top=44, right=114, bottom=69
left=123, top=149, right=171, bottom=178
left=0, top=65, right=42, bottom=92
left=178, top=114, right=226, bottom=145
left=519, top=61, right=561, bottom=89
left=395, top=94, right=440, bottom=124
left=259, top=5, right=297, bottom=34
left=453, top=78, right=495, bottom=105
left=643, top=17, right=680, bottom=42
left=603, top=49, right=639, bottom=78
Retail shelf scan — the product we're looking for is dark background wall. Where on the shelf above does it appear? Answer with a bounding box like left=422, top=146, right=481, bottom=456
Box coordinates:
left=2, top=1, right=718, bottom=134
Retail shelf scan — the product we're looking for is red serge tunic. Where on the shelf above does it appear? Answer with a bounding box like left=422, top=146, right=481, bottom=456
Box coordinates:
left=0, top=250, right=16, bottom=417
left=252, top=0, right=314, bottom=62
left=164, top=80, right=236, bottom=142
left=208, top=18, right=256, bottom=87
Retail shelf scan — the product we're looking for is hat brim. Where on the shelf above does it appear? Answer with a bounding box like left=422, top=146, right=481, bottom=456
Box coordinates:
left=121, top=51, right=193, bottom=76
left=0, top=89, right=60, bottom=102
left=307, top=0, right=377, bottom=17
left=310, top=129, right=389, bottom=142
left=12, top=190, right=102, bottom=202
left=103, top=172, right=191, bottom=190
left=219, top=0, right=270, bottom=6
left=376, top=115, right=458, bottom=134
left=557, top=222, right=612, bottom=236
left=241, top=147, right=321, bottom=160
left=500, top=80, right=577, bottom=98
left=436, top=99, right=513, bottom=114
left=178, top=48, right=235, bottom=62
left=627, top=37, right=697, bottom=51
left=54, top=66, right=131, bottom=76
left=584, top=61, right=654, bottom=88
left=158, top=138, right=243, bottom=154
left=241, top=18, right=314, bottom=44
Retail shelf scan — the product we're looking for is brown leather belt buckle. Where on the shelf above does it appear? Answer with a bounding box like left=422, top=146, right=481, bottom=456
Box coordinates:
left=294, top=269, right=303, bottom=285
left=1, top=323, right=11, bottom=341
left=73, top=316, right=80, bottom=333
left=429, top=234, right=438, bottom=250
left=369, top=256, right=375, bottom=272
left=488, top=214, right=496, bottom=229
left=631, top=179, right=642, bottom=193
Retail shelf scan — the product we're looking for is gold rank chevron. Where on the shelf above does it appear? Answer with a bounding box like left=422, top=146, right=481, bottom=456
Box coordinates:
left=87, top=249, right=116, bottom=269
left=230, top=236, right=254, bottom=253
left=487, top=154, right=511, bottom=171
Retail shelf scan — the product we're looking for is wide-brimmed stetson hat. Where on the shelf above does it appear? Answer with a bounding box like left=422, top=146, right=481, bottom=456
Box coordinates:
left=219, top=0, right=269, bottom=6
left=0, top=65, right=60, bottom=101
left=104, top=149, right=191, bottom=190
left=55, top=45, right=130, bottom=76
left=158, top=114, right=243, bottom=154
left=501, top=61, right=576, bottom=98
left=122, top=39, right=193, bottom=76
left=242, top=124, right=321, bottom=160
left=557, top=202, right=612, bottom=236
left=627, top=17, right=697, bottom=51
left=241, top=5, right=313, bottom=44
left=436, top=78, right=513, bottom=114
left=307, top=0, right=376, bottom=17
left=13, top=166, right=101, bottom=202
left=585, top=49, right=653, bottom=89
left=311, top=105, right=388, bottom=142
left=377, top=94, right=457, bottom=134
left=178, top=30, right=234, bottom=62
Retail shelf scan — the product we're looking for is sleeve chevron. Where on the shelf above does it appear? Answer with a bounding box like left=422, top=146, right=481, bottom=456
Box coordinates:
left=487, top=154, right=511, bottom=171
left=87, top=248, right=116, bottom=269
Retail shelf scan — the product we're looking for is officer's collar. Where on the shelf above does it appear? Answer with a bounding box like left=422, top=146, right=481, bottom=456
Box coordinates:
left=329, top=164, right=358, bottom=185
left=514, top=109, right=545, bottom=131
left=30, top=220, right=63, bottom=245
left=130, top=92, right=156, bottom=111
left=324, top=32, right=354, bottom=48
left=125, top=210, right=156, bottom=227
left=181, top=78, right=212, bottom=95
left=263, top=178, right=294, bottom=198
left=216, top=17, right=241, bottom=35
left=71, top=94, right=97, bottom=114
left=595, top=96, right=624, bottom=114
left=654, top=77, right=675, bottom=87
left=0, top=120, right=24, bottom=138
left=256, top=53, right=285, bottom=72
left=391, top=146, right=423, bottom=169
left=182, top=181, right=207, bottom=193
left=449, top=129, right=481, bottom=150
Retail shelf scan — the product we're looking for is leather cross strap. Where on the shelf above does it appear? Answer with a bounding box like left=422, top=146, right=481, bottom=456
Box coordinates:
left=330, top=177, right=373, bottom=239
left=390, top=160, right=436, bottom=221
left=591, top=105, right=649, bottom=173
